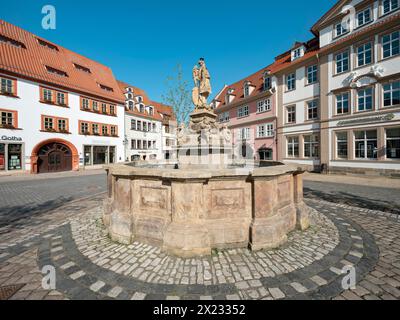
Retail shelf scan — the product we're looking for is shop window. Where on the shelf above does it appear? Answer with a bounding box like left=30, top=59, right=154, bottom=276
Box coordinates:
left=355, top=130, right=377, bottom=159
left=386, top=127, right=400, bottom=159
left=336, top=132, right=348, bottom=159
left=8, top=144, right=22, bottom=170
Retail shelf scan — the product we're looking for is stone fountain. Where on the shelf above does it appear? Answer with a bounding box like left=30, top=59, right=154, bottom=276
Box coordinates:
left=103, top=58, right=310, bottom=258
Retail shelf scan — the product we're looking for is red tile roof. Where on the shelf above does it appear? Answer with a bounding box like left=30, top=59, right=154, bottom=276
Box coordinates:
left=0, top=20, right=124, bottom=104
left=214, top=38, right=320, bottom=108
left=117, top=80, right=175, bottom=121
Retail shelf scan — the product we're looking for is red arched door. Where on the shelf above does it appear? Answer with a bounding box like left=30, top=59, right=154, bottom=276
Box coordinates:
left=37, top=142, right=72, bottom=173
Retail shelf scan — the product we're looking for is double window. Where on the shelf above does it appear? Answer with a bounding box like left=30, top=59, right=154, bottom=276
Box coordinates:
left=237, top=105, right=249, bottom=118
left=307, top=65, right=318, bottom=84
left=304, top=135, right=319, bottom=158
left=383, top=80, right=400, bottom=107
left=357, top=8, right=372, bottom=27
left=307, top=100, right=319, bottom=120
left=336, top=51, right=350, bottom=74
left=0, top=110, right=16, bottom=128
left=357, top=88, right=374, bottom=112
left=0, top=77, right=15, bottom=95
left=80, top=97, right=116, bottom=116
left=355, top=130, right=377, bottom=159
left=382, top=30, right=399, bottom=59
left=336, top=92, right=350, bottom=114
left=257, top=99, right=271, bottom=113
left=257, top=123, right=274, bottom=138
left=287, top=137, right=299, bottom=158
left=335, top=21, right=349, bottom=37
left=286, top=73, right=296, bottom=91
left=386, top=128, right=400, bottom=159
left=41, top=87, right=68, bottom=106
left=382, top=0, right=399, bottom=15
left=219, top=112, right=230, bottom=123
left=287, top=106, right=296, bottom=124
left=357, top=42, right=373, bottom=67
left=42, top=115, right=69, bottom=133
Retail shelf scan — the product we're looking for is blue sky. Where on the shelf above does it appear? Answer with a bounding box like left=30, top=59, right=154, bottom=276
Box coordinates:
left=1, top=0, right=336, bottom=102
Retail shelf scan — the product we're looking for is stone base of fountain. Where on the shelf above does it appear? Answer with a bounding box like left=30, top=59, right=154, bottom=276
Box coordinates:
left=103, top=164, right=310, bottom=258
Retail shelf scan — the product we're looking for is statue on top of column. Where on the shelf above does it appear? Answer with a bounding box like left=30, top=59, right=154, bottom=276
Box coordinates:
left=192, top=58, right=212, bottom=111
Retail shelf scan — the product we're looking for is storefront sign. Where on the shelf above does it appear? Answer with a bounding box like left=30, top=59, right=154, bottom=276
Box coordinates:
left=1, top=135, right=23, bottom=142
left=337, top=114, right=395, bottom=127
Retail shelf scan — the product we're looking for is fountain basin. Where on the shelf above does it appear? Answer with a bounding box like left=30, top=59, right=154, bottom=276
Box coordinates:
left=103, top=163, right=310, bottom=258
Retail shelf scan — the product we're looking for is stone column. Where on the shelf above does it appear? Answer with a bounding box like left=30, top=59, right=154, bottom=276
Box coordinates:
left=293, top=172, right=310, bottom=231
left=250, top=177, right=287, bottom=251
left=163, top=179, right=211, bottom=257
left=108, top=176, right=134, bottom=245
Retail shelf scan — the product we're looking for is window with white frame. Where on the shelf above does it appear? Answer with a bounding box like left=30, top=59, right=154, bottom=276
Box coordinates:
left=287, top=137, right=299, bottom=158
left=237, top=105, right=249, bottom=118
left=307, top=65, right=318, bottom=84
left=304, top=135, right=319, bottom=158
left=382, top=0, right=399, bottom=15
left=357, top=87, right=374, bottom=111
left=131, top=119, right=136, bottom=130
left=357, top=42, right=373, bottom=67
left=264, top=76, right=271, bottom=90
left=43, top=88, right=53, bottom=102
left=307, top=100, right=319, bottom=120
left=237, top=127, right=250, bottom=140
left=357, top=7, right=372, bottom=27
left=382, top=30, right=399, bottom=59
left=383, top=80, right=400, bottom=107
left=335, top=20, right=349, bottom=37
left=336, top=132, right=348, bottom=159
left=1, top=111, right=14, bottom=126
left=257, top=99, right=271, bottom=113
left=244, top=84, right=250, bottom=97
left=336, top=51, right=350, bottom=74
left=0, top=77, right=14, bottom=94
left=257, top=123, right=274, bottom=138
left=336, top=92, right=350, bottom=114
left=386, top=127, right=400, bottom=159
left=286, top=73, right=296, bottom=91
left=293, top=48, right=302, bottom=60
left=131, top=139, right=137, bottom=150
left=355, top=130, right=377, bottom=159
left=287, top=105, right=296, bottom=123
left=219, top=111, right=230, bottom=123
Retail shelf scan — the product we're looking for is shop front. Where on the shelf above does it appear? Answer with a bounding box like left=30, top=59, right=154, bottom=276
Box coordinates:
left=84, top=145, right=116, bottom=167
left=0, top=135, right=24, bottom=172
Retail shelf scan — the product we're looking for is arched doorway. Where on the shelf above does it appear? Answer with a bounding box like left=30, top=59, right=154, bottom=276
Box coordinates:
left=31, top=139, right=79, bottom=174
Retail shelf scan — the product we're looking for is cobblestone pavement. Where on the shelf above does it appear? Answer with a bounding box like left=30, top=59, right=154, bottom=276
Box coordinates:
left=0, top=174, right=106, bottom=228
left=1, top=191, right=400, bottom=300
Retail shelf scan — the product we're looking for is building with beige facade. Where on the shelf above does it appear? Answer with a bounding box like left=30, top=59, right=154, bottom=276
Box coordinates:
left=214, top=0, right=400, bottom=176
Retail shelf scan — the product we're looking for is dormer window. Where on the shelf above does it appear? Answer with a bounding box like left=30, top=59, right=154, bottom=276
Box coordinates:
left=74, top=63, right=91, bottom=73
left=137, top=96, right=143, bottom=103
left=149, top=106, right=154, bottom=116
left=99, top=84, right=114, bottom=92
left=291, top=44, right=305, bottom=61
left=264, top=74, right=272, bottom=90
left=139, top=104, right=144, bottom=113
left=225, top=89, right=235, bottom=104
left=335, top=20, right=349, bottom=38
left=37, top=38, right=59, bottom=51
left=45, top=66, right=68, bottom=77
left=244, top=82, right=250, bottom=97
left=128, top=101, right=134, bottom=110
left=0, top=34, right=26, bottom=49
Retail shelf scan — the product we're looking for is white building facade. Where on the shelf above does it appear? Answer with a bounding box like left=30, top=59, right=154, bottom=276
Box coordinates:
left=0, top=21, right=125, bottom=174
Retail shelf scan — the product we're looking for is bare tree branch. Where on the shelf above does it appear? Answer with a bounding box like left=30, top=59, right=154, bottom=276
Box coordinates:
left=162, top=64, right=193, bottom=125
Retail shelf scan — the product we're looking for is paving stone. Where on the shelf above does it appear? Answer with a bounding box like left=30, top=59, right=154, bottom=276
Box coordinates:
left=131, top=292, right=146, bottom=300
left=268, top=288, right=285, bottom=299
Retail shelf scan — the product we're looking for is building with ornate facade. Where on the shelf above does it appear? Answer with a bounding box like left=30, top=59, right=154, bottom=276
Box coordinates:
left=214, top=0, right=400, bottom=176
left=0, top=20, right=125, bottom=174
